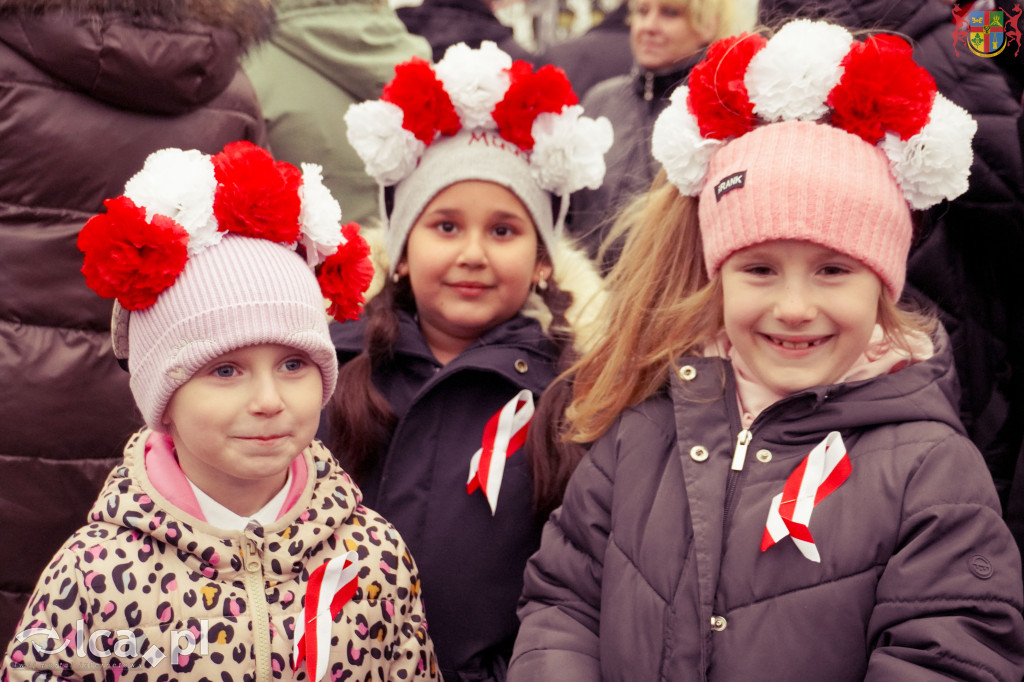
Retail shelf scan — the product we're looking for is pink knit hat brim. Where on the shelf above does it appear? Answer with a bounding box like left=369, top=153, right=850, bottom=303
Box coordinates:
left=698, top=121, right=912, bottom=299
left=126, top=236, right=338, bottom=431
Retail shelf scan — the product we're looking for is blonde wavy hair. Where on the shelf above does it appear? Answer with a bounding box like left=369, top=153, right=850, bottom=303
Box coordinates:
left=565, top=172, right=936, bottom=444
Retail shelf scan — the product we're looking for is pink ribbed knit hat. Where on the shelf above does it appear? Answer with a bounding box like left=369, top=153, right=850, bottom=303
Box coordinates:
left=119, top=236, right=339, bottom=430
left=698, top=120, right=911, bottom=297
left=650, top=20, right=977, bottom=299
left=78, top=142, right=374, bottom=431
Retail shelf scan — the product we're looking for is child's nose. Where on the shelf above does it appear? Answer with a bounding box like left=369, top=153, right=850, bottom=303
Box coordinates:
left=249, top=374, right=285, bottom=415
left=774, top=283, right=817, bottom=324
left=456, top=231, right=487, bottom=267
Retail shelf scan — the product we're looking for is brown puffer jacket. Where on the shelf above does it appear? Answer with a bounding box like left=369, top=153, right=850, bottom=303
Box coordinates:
left=510, top=327, right=1024, bottom=681
left=1, top=432, right=438, bottom=681
left=0, top=0, right=270, bottom=643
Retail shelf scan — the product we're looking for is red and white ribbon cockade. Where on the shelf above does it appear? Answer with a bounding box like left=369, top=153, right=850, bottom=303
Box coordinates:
left=293, top=550, right=359, bottom=681
left=761, top=431, right=851, bottom=563
left=466, top=389, right=534, bottom=515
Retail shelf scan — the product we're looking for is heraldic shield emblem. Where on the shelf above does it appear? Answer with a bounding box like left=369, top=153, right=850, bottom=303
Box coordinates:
left=953, top=4, right=1023, bottom=58
left=968, top=10, right=1008, bottom=56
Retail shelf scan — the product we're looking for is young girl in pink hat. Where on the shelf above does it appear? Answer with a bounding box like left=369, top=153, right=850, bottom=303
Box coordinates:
left=2, top=142, right=438, bottom=681
left=509, top=19, right=1024, bottom=680
left=332, top=42, right=610, bottom=680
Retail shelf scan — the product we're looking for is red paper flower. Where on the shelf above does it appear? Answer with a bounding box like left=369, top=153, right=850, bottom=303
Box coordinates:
left=687, top=33, right=767, bottom=140
left=383, top=57, right=461, bottom=145
left=318, top=223, right=374, bottom=322
left=828, top=34, right=936, bottom=144
left=492, top=61, right=578, bottom=151
left=77, top=196, right=189, bottom=310
left=212, top=141, right=303, bottom=243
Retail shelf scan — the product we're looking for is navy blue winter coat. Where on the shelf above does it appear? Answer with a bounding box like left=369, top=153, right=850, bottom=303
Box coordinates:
left=333, top=311, right=557, bottom=681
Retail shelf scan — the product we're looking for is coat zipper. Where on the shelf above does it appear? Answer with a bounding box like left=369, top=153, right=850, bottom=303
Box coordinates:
left=730, top=429, right=752, bottom=471
left=723, top=428, right=753, bottom=538
left=242, top=525, right=272, bottom=682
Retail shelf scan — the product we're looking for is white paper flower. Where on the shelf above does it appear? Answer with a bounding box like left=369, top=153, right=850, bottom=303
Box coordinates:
left=298, top=163, right=345, bottom=266
left=435, top=40, right=512, bottom=130
left=746, top=20, right=853, bottom=122
left=652, top=87, right=723, bottom=196
left=344, top=100, right=425, bottom=186
left=881, top=94, right=976, bottom=209
left=530, top=106, right=613, bottom=195
left=123, top=147, right=220, bottom=254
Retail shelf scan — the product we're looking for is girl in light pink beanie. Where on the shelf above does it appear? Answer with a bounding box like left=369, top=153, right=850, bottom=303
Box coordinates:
left=509, top=19, right=1024, bottom=681
left=3, top=142, right=441, bottom=681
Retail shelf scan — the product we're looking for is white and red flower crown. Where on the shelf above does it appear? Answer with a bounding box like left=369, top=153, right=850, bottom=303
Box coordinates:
left=652, top=20, right=976, bottom=209
left=343, top=41, right=613, bottom=202
left=77, top=141, right=374, bottom=322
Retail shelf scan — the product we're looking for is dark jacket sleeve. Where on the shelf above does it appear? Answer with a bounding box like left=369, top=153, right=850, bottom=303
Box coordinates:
left=866, top=436, right=1024, bottom=681
left=508, top=425, right=620, bottom=679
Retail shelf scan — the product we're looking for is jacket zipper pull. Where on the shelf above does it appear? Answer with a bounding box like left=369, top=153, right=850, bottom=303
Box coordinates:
left=644, top=71, right=654, bottom=101
left=731, top=429, right=752, bottom=471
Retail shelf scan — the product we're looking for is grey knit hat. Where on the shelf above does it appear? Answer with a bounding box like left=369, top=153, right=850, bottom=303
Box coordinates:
left=344, top=40, right=613, bottom=274
left=387, top=130, right=556, bottom=271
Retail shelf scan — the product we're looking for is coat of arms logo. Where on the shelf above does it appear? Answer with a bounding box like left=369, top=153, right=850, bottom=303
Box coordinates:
left=953, top=3, right=1022, bottom=57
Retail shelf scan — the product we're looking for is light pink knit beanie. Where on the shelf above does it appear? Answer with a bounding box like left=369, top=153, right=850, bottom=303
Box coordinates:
left=79, top=142, right=374, bottom=431
left=698, top=120, right=911, bottom=298
left=120, top=235, right=339, bottom=431
left=650, top=20, right=977, bottom=301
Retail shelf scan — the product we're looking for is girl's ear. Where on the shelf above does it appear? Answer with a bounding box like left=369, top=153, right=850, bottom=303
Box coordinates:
left=396, top=260, right=410, bottom=277
left=533, top=262, right=553, bottom=285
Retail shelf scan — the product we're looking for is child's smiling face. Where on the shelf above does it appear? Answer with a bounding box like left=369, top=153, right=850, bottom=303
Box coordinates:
left=162, top=343, right=322, bottom=515
left=398, top=180, right=550, bottom=364
left=720, top=239, right=882, bottom=396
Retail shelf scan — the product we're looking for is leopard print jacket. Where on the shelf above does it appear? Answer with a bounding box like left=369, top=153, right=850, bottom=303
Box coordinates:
left=1, top=430, right=438, bottom=681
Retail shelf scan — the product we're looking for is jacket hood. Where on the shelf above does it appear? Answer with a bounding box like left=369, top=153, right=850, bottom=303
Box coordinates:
left=358, top=223, right=608, bottom=353
left=0, top=0, right=273, bottom=114
left=0, top=0, right=274, bottom=41
left=726, top=324, right=966, bottom=447
left=263, top=0, right=430, bottom=103
left=88, top=431, right=361, bottom=584
left=758, top=0, right=940, bottom=37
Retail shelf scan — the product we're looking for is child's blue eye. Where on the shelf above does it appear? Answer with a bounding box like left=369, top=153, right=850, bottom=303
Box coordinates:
left=214, top=365, right=236, bottom=378
left=283, top=358, right=305, bottom=372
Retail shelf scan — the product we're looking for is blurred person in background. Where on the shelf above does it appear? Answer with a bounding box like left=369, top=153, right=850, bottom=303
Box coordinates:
left=537, top=4, right=632, bottom=98
left=397, top=0, right=534, bottom=62
left=244, top=0, right=431, bottom=228
left=0, top=0, right=271, bottom=644
left=567, top=0, right=747, bottom=271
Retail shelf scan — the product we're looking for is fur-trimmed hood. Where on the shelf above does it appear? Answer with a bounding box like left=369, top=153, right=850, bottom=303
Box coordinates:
left=0, top=0, right=274, bottom=44
left=0, top=0, right=273, bottom=113
left=359, top=223, right=608, bottom=353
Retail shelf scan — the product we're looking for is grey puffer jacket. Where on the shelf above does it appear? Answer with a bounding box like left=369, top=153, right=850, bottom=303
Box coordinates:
left=510, top=328, right=1024, bottom=681
left=759, top=0, right=1024, bottom=585
left=0, top=0, right=270, bottom=644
